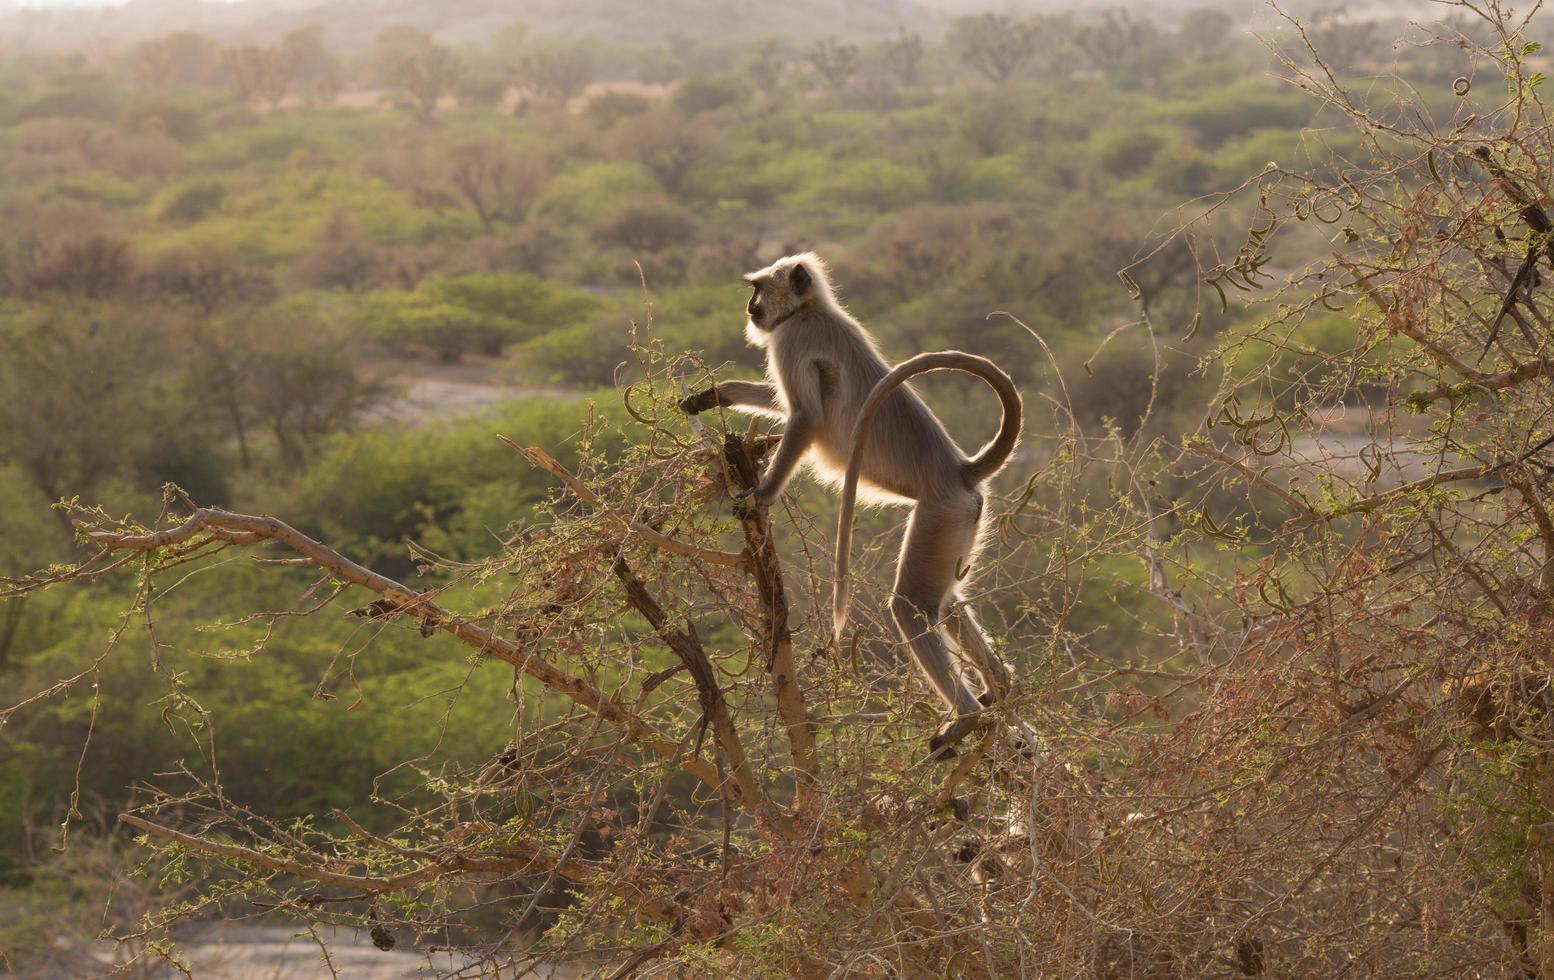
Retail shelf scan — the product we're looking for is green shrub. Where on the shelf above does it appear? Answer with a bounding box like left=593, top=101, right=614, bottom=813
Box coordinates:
left=1094, top=127, right=1167, bottom=178
left=1172, top=85, right=1312, bottom=146
left=584, top=90, right=653, bottom=129
left=362, top=274, right=600, bottom=362
left=792, top=158, right=928, bottom=212
left=647, top=283, right=750, bottom=366
left=532, top=162, right=660, bottom=226
left=521, top=318, right=634, bottom=386
left=152, top=178, right=228, bottom=223
left=119, top=91, right=219, bottom=142
left=34, top=173, right=146, bottom=208
left=17, top=73, right=121, bottom=122
left=277, top=396, right=626, bottom=560
left=594, top=197, right=699, bottom=252
left=672, top=75, right=748, bottom=115
left=184, top=116, right=335, bottom=171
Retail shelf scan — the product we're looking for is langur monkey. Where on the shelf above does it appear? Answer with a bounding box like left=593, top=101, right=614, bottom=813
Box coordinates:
left=679, top=252, right=1023, bottom=757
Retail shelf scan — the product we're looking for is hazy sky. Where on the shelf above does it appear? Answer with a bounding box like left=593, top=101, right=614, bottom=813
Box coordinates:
left=5, top=0, right=247, bottom=6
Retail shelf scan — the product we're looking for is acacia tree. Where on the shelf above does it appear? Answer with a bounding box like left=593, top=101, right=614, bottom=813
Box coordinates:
left=366, top=137, right=546, bottom=231
left=375, top=28, right=463, bottom=123
left=1073, top=8, right=1155, bottom=76
left=807, top=38, right=860, bottom=95
left=283, top=24, right=343, bottom=106
left=1179, top=7, right=1234, bottom=59
left=881, top=28, right=926, bottom=89
left=609, top=111, right=711, bottom=195
left=131, top=31, right=222, bottom=89
left=745, top=39, right=785, bottom=93
left=20, top=234, right=134, bottom=299
left=949, top=13, right=1039, bottom=84
left=221, top=44, right=297, bottom=110
left=446, top=137, right=547, bottom=230
left=9, top=397, right=1070, bottom=974
left=144, top=249, right=279, bottom=467
left=512, top=44, right=594, bottom=106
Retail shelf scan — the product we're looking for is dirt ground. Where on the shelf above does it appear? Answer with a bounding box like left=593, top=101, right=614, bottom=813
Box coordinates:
left=121, top=924, right=578, bottom=979
left=362, top=354, right=581, bottom=425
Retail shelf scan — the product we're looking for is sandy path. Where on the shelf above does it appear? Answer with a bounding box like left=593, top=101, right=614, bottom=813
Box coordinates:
left=136, top=924, right=577, bottom=979
left=361, top=355, right=582, bottom=425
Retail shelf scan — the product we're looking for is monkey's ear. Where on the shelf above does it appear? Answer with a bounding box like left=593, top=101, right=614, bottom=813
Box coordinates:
left=790, top=263, right=813, bottom=295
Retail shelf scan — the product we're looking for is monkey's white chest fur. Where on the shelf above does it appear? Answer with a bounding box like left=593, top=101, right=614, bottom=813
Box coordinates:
left=758, top=319, right=919, bottom=506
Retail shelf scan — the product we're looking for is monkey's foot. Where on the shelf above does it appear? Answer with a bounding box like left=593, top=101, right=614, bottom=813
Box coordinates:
left=928, top=712, right=1039, bottom=768
left=927, top=714, right=981, bottom=762
left=967, top=691, right=1037, bottom=759
left=1010, top=722, right=1040, bottom=762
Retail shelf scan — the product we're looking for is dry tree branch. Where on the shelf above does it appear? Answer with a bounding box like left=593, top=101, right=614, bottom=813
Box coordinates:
left=1184, top=440, right=1319, bottom=521
left=118, top=813, right=678, bottom=920
left=611, top=553, right=790, bottom=835
left=1325, top=433, right=1554, bottom=517
left=499, top=436, right=750, bottom=570
left=1410, top=358, right=1547, bottom=404
left=86, top=507, right=723, bottom=793
left=720, top=433, right=819, bottom=794
left=1191, top=432, right=1554, bottom=522
left=1464, top=147, right=1554, bottom=383
left=1332, top=253, right=1482, bottom=380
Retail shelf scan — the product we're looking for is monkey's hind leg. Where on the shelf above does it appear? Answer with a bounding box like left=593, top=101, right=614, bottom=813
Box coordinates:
left=945, top=605, right=1012, bottom=702
left=947, top=602, right=1039, bottom=759
left=941, top=491, right=1014, bottom=703
left=889, top=499, right=985, bottom=759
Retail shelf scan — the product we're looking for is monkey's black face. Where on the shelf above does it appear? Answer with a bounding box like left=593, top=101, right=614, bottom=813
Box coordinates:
left=746, top=283, right=766, bottom=328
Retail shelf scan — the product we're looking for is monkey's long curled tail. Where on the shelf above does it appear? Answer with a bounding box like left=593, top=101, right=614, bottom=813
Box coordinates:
left=832, top=351, right=1022, bottom=642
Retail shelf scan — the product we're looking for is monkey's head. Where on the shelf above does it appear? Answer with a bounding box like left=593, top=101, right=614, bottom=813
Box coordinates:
left=742, top=252, right=830, bottom=343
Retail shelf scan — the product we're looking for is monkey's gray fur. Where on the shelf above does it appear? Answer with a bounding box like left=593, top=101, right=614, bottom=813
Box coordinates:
left=679, top=252, right=1023, bottom=757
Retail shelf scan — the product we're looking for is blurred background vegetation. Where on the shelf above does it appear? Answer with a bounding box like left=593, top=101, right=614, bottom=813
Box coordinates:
left=0, top=0, right=1498, bottom=967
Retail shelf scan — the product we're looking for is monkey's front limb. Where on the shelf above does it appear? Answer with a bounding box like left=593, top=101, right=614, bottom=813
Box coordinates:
left=678, top=381, right=782, bottom=416
left=752, top=411, right=816, bottom=505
